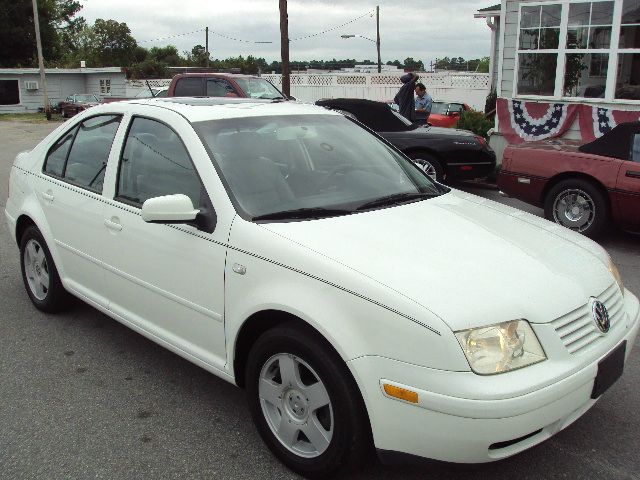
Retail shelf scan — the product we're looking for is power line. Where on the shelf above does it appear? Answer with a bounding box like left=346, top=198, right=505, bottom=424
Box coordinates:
left=139, top=28, right=205, bottom=44
left=290, top=9, right=375, bottom=41
left=208, top=30, right=272, bottom=44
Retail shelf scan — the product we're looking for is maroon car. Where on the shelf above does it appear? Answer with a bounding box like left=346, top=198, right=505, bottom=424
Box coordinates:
left=59, top=94, right=100, bottom=118
left=167, top=73, right=287, bottom=100
left=497, top=122, right=640, bottom=238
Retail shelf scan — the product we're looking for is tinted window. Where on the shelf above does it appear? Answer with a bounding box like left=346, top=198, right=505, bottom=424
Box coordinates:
left=44, top=130, right=75, bottom=177
left=631, top=134, right=640, bottom=162
left=64, top=115, right=121, bottom=191
left=175, top=78, right=203, bottom=96
left=206, top=79, right=236, bottom=97
left=117, top=117, right=202, bottom=207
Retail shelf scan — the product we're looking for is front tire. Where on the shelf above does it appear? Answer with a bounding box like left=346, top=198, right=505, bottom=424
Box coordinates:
left=19, top=225, right=69, bottom=312
left=544, top=178, right=609, bottom=238
left=246, top=323, right=371, bottom=478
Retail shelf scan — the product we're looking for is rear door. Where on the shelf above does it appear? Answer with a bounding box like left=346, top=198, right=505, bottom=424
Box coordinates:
left=38, top=114, right=123, bottom=306
left=615, top=133, right=640, bottom=228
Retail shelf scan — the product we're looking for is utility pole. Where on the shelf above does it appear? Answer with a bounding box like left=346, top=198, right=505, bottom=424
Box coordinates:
left=205, top=27, right=209, bottom=68
left=31, top=0, right=50, bottom=120
left=376, top=5, right=381, bottom=74
left=279, top=0, right=290, bottom=97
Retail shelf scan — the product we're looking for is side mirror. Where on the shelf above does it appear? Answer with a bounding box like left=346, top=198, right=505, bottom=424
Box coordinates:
left=449, top=111, right=460, bottom=117
left=288, top=95, right=297, bottom=101
left=141, top=194, right=200, bottom=224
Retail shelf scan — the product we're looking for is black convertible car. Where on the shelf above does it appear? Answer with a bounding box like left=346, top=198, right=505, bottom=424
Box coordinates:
left=315, top=98, right=496, bottom=182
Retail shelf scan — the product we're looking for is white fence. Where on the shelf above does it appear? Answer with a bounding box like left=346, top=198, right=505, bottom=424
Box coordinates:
left=127, top=72, right=490, bottom=110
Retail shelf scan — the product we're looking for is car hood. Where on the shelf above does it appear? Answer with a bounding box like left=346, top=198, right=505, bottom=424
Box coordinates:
left=259, top=190, right=614, bottom=332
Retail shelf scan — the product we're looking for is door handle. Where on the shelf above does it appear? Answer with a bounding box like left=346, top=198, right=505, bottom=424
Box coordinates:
left=626, top=170, right=640, bottom=179
left=104, top=218, right=123, bottom=232
left=41, top=190, right=54, bottom=202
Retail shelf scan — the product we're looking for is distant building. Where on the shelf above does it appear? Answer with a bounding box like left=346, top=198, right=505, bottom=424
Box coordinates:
left=477, top=0, right=640, bottom=163
left=0, top=67, right=125, bottom=114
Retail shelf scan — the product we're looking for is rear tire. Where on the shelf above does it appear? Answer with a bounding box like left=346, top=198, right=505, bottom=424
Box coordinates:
left=246, top=323, right=371, bottom=478
left=544, top=178, right=609, bottom=238
left=408, top=152, right=445, bottom=183
left=19, top=225, right=69, bottom=312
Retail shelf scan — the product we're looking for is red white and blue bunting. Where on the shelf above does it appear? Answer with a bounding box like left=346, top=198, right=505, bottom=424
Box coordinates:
left=497, top=98, right=578, bottom=144
left=578, top=105, right=640, bottom=142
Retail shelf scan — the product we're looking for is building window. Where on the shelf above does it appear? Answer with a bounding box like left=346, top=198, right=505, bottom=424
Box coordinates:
left=0, top=80, right=20, bottom=105
left=515, top=0, right=640, bottom=102
left=99, top=79, right=111, bottom=94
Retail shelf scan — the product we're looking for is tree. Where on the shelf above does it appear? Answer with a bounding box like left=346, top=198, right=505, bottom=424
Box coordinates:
left=0, top=0, right=83, bottom=67
left=92, top=19, right=137, bottom=66
left=404, top=57, right=424, bottom=71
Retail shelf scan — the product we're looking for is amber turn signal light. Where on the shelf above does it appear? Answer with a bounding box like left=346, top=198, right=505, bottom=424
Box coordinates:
left=383, top=384, right=419, bottom=403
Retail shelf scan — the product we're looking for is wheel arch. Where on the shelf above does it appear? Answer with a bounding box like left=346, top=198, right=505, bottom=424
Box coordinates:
left=233, top=309, right=347, bottom=389
left=403, top=147, right=444, bottom=164
left=540, top=172, right=611, bottom=209
left=15, top=214, right=38, bottom=246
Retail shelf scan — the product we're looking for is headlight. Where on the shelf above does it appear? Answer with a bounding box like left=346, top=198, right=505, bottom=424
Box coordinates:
left=455, top=320, right=546, bottom=375
left=608, top=257, right=624, bottom=295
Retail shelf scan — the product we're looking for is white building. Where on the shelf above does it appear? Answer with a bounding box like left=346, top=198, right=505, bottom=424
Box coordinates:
left=477, top=0, right=640, bottom=162
left=0, top=67, right=126, bottom=114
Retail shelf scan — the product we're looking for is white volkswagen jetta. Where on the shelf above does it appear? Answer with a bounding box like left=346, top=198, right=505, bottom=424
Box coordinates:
left=5, top=98, right=639, bottom=478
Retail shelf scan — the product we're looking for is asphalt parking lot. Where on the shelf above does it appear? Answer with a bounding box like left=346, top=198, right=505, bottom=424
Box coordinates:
left=1, top=120, right=639, bottom=480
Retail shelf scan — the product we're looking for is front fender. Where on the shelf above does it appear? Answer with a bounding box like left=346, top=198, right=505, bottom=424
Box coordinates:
left=224, top=245, right=469, bottom=379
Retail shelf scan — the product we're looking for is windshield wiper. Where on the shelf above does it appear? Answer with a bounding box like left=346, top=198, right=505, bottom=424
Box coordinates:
left=252, top=207, right=353, bottom=221
left=356, top=192, right=439, bottom=211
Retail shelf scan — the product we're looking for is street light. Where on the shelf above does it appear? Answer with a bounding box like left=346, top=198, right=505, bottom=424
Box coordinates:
left=341, top=34, right=381, bottom=73
left=340, top=5, right=381, bottom=73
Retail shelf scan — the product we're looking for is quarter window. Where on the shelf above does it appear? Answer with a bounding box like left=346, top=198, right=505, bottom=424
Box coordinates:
left=44, top=115, right=121, bottom=192
left=117, top=117, right=202, bottom=207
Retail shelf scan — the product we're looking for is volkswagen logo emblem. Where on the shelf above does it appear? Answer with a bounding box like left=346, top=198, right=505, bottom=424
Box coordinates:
left=591, top=299, right=610, bottom=333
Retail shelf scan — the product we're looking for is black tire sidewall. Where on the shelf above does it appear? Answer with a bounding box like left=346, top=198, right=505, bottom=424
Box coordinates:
left=408, top=152, right=445, bottom=183
left=245, top=324, right=370, bottom=478
left=544, top=179, right=609, bottom=238
left=19, top=226, right=68, bottom=312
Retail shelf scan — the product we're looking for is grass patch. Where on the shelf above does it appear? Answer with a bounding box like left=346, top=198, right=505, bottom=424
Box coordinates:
left=0, top=113, right=64, bottom=123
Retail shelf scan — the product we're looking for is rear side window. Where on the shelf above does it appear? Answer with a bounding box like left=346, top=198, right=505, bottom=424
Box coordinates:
left=117, top=117, right=202, bottom=207
left=44, top=115, right=121, bottom=192
left=174, top=77, right=203, bottom=96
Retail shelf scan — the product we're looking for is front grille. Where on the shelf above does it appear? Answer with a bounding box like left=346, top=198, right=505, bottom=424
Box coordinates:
left=551, top=283, right=625, bottom=355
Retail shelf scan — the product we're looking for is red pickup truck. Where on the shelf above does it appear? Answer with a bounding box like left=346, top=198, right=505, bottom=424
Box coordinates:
left=167, top=73, right=288, bottom=100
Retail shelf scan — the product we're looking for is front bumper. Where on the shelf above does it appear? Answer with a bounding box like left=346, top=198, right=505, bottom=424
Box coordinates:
left=349, top=290, right=639, bottom=464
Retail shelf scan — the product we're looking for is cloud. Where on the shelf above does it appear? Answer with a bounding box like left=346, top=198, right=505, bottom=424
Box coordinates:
left=78, top=0, right=493, bottom=65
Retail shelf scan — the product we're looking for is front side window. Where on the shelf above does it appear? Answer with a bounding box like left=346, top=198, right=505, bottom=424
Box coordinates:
left=206, top=79, right=236, bottom=97
left=117, top=117, right=202, bottom=207
left=194, top=114, right=444, bottom=220
left=44, top=115, right=121, bottom=192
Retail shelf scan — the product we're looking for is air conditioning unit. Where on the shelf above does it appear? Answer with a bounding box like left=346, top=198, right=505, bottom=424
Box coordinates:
left=25, top=81, right=39, bottom=91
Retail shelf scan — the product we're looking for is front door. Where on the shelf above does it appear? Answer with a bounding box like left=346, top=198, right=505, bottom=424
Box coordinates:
left=100, top=114, right=228, bottom=368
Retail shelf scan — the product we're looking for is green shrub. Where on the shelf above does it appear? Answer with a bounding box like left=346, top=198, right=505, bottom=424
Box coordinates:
left=457, top=110, right=494, bottom=139
left=484, top=89, right=497, bottom=114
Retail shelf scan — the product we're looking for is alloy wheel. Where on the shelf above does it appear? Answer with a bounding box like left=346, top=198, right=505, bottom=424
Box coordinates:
left=23, top=239, right=50, bottom=301
left=552, top=188, right=596, bottom=232
left=259, top=353, right=333, bottom=458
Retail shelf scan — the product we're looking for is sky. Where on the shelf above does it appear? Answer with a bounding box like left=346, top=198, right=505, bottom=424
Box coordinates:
left=77, top=0, right=495, bottom=67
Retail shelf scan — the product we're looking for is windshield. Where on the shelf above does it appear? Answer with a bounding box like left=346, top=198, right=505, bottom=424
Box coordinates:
left=76, top=94, right=98, bottom=103
left=430, top=102, right=448, bottom=115
left=194, top=114, right=445, bottom=220
left=234, top=78, right=285, bottom=99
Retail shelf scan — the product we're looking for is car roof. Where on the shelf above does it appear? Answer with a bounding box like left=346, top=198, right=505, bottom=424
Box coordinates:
left=111, top=97, right=341, bottom=123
